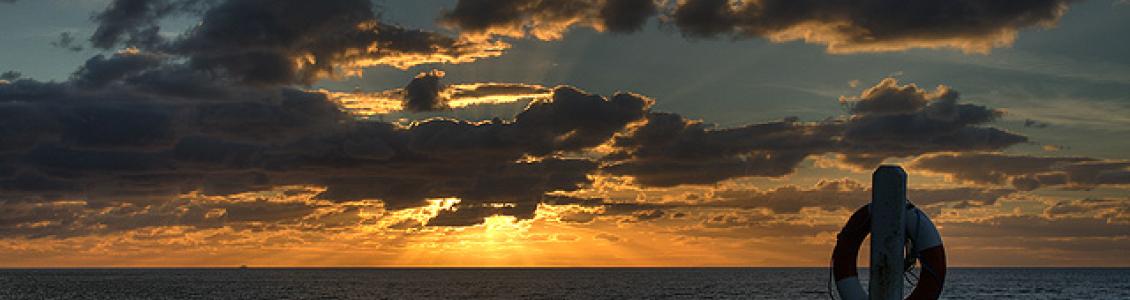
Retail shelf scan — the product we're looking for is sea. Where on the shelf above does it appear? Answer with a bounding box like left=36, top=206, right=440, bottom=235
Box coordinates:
left=1, top=268, right=1127, bottom=299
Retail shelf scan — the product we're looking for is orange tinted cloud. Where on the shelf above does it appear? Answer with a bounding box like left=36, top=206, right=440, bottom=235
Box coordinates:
left=316, top=72, right=553, bottom=116
left=441, top=0, right=1071, bottom=54
left=440, top=0, right=660, bottom=41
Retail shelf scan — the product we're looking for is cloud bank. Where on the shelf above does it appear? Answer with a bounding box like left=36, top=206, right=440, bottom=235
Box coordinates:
left=441, top=0, right=1072, bottom=53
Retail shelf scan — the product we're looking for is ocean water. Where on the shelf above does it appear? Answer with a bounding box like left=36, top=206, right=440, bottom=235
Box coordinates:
left=1, top=268, right=1127, bottom=299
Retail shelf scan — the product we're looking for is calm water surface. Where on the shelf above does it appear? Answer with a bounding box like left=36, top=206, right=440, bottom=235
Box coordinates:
left=1, top=268, right=1127, bottom=299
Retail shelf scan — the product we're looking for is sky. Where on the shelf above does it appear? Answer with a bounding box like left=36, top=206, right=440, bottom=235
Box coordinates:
left=0, top=0, right=1127, bottom=267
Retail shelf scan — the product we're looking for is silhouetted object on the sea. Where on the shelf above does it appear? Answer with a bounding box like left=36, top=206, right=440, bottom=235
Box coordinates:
left=832, top=165, right=947, bottom=300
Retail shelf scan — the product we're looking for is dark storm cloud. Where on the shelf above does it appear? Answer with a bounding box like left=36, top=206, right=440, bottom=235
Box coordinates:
left=670, top=0, right=737, bottom=38
left=427, top=203, right=539, bottom=227
left=88, top=0, right=505, bottom=85
left=90, top=0, right=210, bottom=49
left=441, top=0, right=1072, bottom=53
left=604, top=78, right=1026, bottom=186
left=601, top=0, right=659, bottom=32
left=170, top=0, right=376, bottom=84
left=439, top=0, right=659, bottom=40
left=912, top=153, right=1130, bottom=191
left=835, top=80, right=1026, bottom=167
left=404, top=70, right=447, bottom=112
left=604, top=113, right=825, bottom=186
left=72, top=52, right=166, bottom=88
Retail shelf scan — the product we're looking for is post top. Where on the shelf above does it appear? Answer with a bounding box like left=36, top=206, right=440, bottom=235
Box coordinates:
left=873, top=165, right=907, bottom=177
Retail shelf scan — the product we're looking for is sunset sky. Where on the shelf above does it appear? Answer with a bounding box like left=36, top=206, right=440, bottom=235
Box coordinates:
left=0, top=0, right=1128, bottom=267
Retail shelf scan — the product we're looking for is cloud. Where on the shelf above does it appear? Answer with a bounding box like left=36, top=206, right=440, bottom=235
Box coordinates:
left=404, top=70, right=448, bottom=112
left=90, top=0, right=208, bottom=49
left=603, top=113, right=824, bottom=186
left=439, top=0, right=660, bottom=41
left=89, top=0, right=508, bottom=85
left=0, top=0, right=1044, bottom=236
left=0, top=51, right=657, bottom=233
left=1024, top=119, right=1051, bottom=129
left=840, top=77, right=945, bottom=116
left=711, top=178, right=1018, bottom=213
left=0, top=186, right=330, bottom=238
left=940, top=215, right=1130, bottom=238
left=72, top=51, right=166, bottom=88
left=672, top=0, right=1071, bottom=53
left=535, top=178, right=1017, bottom=229
left=323, top=76, right=553, bottom=116
left=51, top=32, right=85, bottom=52
left=441, top=0, right=1071, bottom=53
left=911, top=153, right=1130, bottom=190
left=2, top=60, right=1030, bottom=234
left=1044, top=198, right=1129, bottom=222
left=0, top=71, right=20, bottom=81
left=604, top=78, right=1026, bottom=186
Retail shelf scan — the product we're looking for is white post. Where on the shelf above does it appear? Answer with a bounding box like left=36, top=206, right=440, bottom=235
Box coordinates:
left=870, top=165, right=906, bottom=300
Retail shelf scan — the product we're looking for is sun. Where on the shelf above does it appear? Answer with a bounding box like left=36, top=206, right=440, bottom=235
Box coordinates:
left=480, top=215, right=529, bottom=243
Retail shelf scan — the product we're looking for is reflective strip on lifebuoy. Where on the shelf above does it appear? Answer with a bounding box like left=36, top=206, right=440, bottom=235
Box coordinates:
left=832, top=203, right=947, bottom=300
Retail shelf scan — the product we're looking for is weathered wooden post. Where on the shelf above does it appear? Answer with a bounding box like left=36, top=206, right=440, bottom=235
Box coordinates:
left=870, top=165, right=907, bottom=300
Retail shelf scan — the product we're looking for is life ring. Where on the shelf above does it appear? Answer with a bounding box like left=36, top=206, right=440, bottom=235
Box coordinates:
left=832, top=203, right=947, bottom=300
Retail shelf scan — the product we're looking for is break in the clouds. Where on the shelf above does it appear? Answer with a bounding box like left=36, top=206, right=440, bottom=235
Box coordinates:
left=911, top=153, right=1130, bottom=191
left=89, top=0, right=506, bottom=85
left=441, top=0, right=1072, bottom=53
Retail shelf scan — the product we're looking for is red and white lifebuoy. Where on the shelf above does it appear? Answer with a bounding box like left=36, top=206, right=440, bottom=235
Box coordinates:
left=832, top=203, right=947, bottom=300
